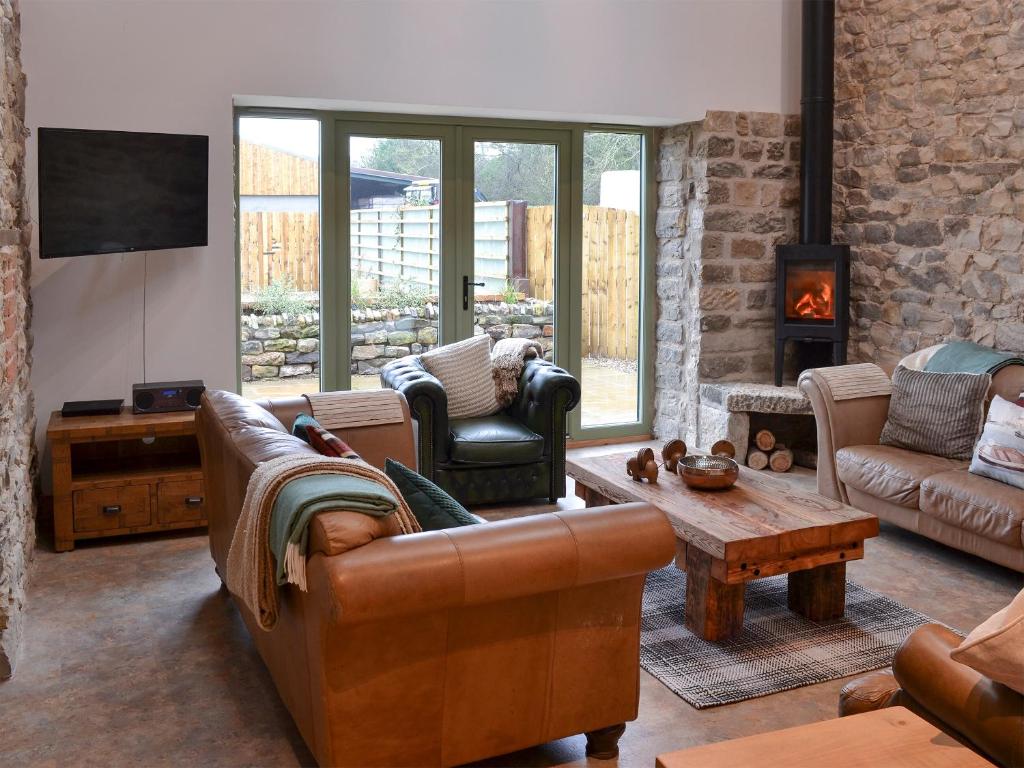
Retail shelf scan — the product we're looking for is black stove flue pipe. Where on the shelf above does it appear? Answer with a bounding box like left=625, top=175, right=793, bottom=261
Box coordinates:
left=798, top=0, right=836, bottom=246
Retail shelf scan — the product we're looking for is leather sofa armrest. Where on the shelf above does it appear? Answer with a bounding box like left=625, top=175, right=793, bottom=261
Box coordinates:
left=839, top=669, right=904, bottom=717
left=317, top=502, right=675, bottom=625
left=798, top=365, right=891, bottom=502
left=893, top=623, right=1024, bottom=768
left=509, top=359, right=581, bottom=439
left=381, top=355, right=450, bottom=472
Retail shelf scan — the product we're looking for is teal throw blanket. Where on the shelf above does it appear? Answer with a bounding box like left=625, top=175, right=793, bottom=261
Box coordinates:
left=924, top=341, right=1024, bottom=376
left=268, top=474, right=398, bottom=586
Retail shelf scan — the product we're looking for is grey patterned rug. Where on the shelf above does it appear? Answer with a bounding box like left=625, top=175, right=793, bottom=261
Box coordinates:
left=641, top=566, right=953, bottom=709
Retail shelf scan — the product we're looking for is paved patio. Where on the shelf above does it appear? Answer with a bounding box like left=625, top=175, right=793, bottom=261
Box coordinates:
left=242, top=359, right=639, bottom=428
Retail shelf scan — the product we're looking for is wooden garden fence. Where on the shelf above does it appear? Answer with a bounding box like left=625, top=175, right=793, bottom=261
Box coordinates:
left=525, top=205, right=640, bottom=361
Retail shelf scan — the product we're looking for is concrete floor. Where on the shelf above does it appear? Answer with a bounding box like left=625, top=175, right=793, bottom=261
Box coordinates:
left=1, top=445, right=1020, bottom=768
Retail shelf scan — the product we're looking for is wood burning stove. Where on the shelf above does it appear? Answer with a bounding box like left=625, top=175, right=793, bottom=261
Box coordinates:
left=775, top=243, right=849, bottom=385
left=774, top=0, right=850, bottom=386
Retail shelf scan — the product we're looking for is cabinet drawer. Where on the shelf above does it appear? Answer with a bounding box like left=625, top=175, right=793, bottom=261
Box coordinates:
left=157, top=479, right=205, bottom=524
left=73, top=485, right=152, bottom=533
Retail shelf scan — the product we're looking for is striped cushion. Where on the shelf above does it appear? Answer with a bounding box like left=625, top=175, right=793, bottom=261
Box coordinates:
left=880, top=365, right=991, bottom=460
left=420, top=335, right=500, bottom=419
left=292, top=413, right=361, bottom=459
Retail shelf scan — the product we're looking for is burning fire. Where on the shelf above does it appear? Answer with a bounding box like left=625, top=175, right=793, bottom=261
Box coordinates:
left=786, top=269, right=836, bottom=321
left=793, top=281, right=833, bottom=318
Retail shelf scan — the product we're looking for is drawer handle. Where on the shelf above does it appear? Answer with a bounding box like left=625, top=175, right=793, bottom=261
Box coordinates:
left=185, top=496, right=204, bottom=508
left=102, top=505, right=121, bottom=516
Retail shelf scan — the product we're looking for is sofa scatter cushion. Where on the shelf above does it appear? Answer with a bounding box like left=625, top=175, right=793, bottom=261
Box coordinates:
left=419, top=335, right=501, bottom=419
left=292, top=413, right=360, bottom=459
left=969, top=395, right=1024, bottom=490
left=950, top=588, right=1024, bottom=695
left=879, top=366, right=991, bottom=460
left=384, top=459, right=481, bottom=531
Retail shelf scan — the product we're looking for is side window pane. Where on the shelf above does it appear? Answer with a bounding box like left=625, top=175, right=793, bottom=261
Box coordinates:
left=239, top=117, right=321, bottom=398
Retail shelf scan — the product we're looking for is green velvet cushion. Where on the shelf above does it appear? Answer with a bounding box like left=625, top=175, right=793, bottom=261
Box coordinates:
left=384, top=459, right=481, bottom=531
left=448, top=414, right=545, bottom=465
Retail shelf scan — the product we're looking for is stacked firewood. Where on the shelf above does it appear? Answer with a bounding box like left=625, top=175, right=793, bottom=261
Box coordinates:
left=745, top=430, right=794, bottom=472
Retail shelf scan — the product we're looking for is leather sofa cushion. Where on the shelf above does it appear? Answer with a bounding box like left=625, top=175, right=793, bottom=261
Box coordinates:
left=920, top=469, right=1024, bottom=548
left=231, top=425, right=318, bottom=467
left=448, top=414, right=544, bottom=465
left=204, top=389, right=288, bottom=434
left=308, top=510, right=404, bottom=557
left=836, top=444, right=966, bottom=508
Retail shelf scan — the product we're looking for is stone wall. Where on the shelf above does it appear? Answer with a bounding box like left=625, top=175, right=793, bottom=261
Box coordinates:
left=654, top=111, right=800, bottom=445
left=834, top=0, right=1024, bottom=364
left=0, top=0, right=32, bottom=679
left=241, top=299, right=554, bottom=381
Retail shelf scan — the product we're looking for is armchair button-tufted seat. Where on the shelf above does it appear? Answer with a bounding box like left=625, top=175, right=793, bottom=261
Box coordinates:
left=449, top=415, right=546, bottom=465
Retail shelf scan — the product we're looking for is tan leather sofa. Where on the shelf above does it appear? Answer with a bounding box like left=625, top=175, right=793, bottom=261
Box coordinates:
left=196, top=389, right=675, bottom=767
left=839, top=623, right=1024, bottom=767
left=800, top=364, right=1024, bottom=572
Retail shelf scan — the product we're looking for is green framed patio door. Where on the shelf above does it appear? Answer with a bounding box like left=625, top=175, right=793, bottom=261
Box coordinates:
left=454, top=127, right=573, bottom=365
left=324, top=121, right=457, bottom=392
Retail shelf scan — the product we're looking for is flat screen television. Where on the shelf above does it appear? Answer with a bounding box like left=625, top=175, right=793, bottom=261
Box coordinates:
left=38, top=128, right=209, bottom=258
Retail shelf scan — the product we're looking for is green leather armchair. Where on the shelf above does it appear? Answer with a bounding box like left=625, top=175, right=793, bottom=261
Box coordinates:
left=380, top=355, right=581, bottom=506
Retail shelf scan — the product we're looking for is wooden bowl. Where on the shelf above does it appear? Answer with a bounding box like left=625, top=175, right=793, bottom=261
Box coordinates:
left=677, top=454, right=739, bottom=490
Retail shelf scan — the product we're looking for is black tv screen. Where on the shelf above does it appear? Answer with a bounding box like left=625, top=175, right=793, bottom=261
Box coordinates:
left=38, top=128, right=209, bottom=258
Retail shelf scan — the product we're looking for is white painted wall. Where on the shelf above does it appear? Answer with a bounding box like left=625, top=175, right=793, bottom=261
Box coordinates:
left=23, top=0, right=799, bottom=462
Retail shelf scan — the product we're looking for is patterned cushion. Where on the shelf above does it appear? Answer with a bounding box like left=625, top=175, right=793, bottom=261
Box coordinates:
left=384, top=459, right=480, bottom=531
left=880, top=365, right=990, bottom=460
left=292, top=413, right=360, bottom=459
left=969, top=395, right=1024, bottom=490
left=420, top=335, right=500, bottom=419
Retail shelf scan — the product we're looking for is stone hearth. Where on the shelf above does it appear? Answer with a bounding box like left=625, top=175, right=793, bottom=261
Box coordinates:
left=698, top=382, right=814, bottom=466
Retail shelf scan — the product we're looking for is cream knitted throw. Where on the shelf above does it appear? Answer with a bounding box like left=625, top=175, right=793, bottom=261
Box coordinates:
left=225, top=453, right=420, bottom=631
left=491, top=338, right=544, bottom=408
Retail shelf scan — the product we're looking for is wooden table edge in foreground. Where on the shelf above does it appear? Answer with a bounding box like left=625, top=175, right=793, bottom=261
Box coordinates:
left=569, top=450, right=879, bottom=641
left=654, top=707, right=992, bottom=768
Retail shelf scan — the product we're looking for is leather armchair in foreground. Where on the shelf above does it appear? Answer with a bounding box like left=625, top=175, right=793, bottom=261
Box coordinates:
left=381, top=355, right=581, bottom=505
left=839, top=623, right=1023, bottom=767
left=197, top=388, right=675, bottom=767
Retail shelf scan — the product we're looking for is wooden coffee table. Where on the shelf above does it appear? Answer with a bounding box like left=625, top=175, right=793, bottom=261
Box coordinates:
left=655, top=707, right=991, bottom=768
left=568, top=450, right=879, bottom=641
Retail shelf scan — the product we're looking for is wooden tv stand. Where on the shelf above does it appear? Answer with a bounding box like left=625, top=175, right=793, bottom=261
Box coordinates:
left=47, top=408, right=206, bottom=552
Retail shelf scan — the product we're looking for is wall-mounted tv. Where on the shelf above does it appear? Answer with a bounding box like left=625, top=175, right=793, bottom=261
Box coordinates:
left=38, top=128, right=209, bottom=258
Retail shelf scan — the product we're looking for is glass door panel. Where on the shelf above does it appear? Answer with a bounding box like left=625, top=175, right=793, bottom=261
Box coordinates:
left=238, top=116, right=321, bottom=399
left=347, top=135, right=443, bottom=390
left=471, top=140, right=557, bottom=361
left=579, top=131, right=643, bottom=427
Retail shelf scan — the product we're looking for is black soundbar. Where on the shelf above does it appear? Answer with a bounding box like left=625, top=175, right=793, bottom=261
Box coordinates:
left=61, top=399, right=124, bottom=417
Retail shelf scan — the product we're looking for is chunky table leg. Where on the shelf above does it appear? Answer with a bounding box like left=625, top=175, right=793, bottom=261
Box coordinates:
left=685, top=546, right=745, bottom=641
left=585, top=723, right=626, bottom=759
left=788, top=562, right=846, bottom=621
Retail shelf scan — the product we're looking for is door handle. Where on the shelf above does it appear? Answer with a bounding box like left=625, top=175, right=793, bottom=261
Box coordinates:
left=463, top=275, right=485, bottom=310
left=185, top=496, right=204, bottom=508
left=102, top=505, right=121, bottom=516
